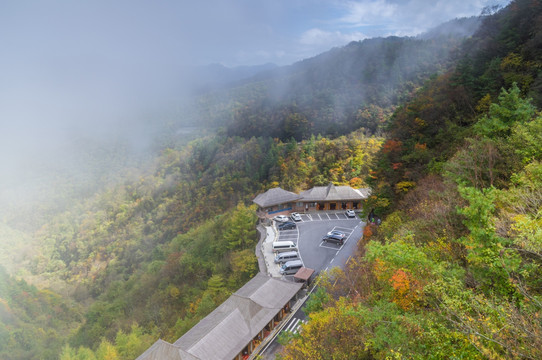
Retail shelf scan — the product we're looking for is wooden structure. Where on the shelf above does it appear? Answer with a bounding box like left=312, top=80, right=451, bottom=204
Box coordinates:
left=253, top=184, right=370, bottom=217
left=294, top=267, right=315, bottom=286
left=136, top=274, right=303, bottom=360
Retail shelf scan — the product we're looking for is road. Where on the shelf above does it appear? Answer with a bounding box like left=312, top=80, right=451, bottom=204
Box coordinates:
left=260, top=212, right=365, bottom=359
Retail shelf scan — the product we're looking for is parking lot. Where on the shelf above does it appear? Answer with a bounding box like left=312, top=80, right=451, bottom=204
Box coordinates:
left=272, top=212, right=364, bottom=276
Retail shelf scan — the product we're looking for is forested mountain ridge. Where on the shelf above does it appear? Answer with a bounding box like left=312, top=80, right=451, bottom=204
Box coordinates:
left=0, top=8, right=522, bottom=360
left=0, top=130, right=384, bottom=358
left=189, top=18, right=481, bottom=141
left=279, top=1, right=542, bottom=358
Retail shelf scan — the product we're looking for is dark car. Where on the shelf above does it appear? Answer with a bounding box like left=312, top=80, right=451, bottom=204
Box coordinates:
left=278, top=221, right=296, bottom=230
left=326, top=230, right=346, bottom=238
left=322, top=233, right=344, bottom=245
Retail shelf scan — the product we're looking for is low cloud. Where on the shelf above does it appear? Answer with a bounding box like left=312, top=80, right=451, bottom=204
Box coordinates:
left=299, top=28, right=368, bottom=46
left=339, top=0, right=398, bottom=27
left=334, top=0, right=511, bottom=36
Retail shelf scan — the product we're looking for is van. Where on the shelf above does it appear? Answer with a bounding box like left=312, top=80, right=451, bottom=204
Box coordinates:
left=279, top=260, right=303, bottom=275
left=272, top=241, right=297, bottom=253
left=274, top=251, right=300, bottom=264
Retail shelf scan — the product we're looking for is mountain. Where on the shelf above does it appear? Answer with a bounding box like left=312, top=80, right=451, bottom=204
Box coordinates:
left=186, top=62, right=278, bottom=93
left=187, top=18, right=480, bottom=140
left=418, top=16, right=482, bottom=40
left=279, top=1, right=542, bottom=358
left=4, top=8, right=536, bottom=359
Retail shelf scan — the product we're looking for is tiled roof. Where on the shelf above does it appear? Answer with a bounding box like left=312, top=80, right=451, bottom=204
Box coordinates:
left=136, top=339, right=200, bottom=360
left=173, top=273, right=302, bottom=360
left=252, top=187, right=301, bottom=208
left=299, top=183, right=369, bottom=202
left=252, top=185, right=370, bottom=207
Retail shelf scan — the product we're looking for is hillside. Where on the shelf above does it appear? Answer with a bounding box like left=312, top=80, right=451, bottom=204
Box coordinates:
left=0, top=9, right=518, bottom=360
left=186, top=21, right=479, bottom=141
left=279, top=1, right=542, bottom=358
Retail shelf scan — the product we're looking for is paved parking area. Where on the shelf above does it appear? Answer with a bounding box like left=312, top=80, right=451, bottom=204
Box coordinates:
left=299, top=212, right=356, bottom=222
left=277, top=227, right=299, bottom=242
left=263, top=212, right=364, bottom=278
left=318, top=225, right=355, bottom=250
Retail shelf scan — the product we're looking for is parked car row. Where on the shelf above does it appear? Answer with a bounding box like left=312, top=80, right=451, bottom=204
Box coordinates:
left=272, top=242, right=303, bottom=275
left=274, top=210, right=357, bottom=223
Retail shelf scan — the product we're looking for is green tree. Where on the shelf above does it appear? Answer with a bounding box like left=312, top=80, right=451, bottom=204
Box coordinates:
left=457, top=185, right=520, bottom=296
left=511, top=114, right=542, bottom=164
left=223, top=203, right=258, bottom=250
left=474, top=83, right=536, bottom=138
left=115, top=325, right=152, bottom=360
left=229, top=249, right=258, bottom=287
left=95, top=339, right=118, bottom=360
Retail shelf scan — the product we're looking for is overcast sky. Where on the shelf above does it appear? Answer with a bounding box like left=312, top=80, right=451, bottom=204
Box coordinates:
left=0, top=0, right=511, bottom=168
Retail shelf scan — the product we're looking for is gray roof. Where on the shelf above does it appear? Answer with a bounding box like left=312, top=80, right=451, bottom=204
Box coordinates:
left=252, top=187, right=301, bottom=208
left=136, top=339, right=201, bottom=360
left=357, top=187, right=372, bottom=198
left=299, top=183, right=369, bottom=202
left=174, top=273, right=302, bottom=360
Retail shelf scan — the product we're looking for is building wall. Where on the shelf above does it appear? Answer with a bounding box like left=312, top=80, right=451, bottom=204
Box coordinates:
left=294, top=200, right=361, bottom=212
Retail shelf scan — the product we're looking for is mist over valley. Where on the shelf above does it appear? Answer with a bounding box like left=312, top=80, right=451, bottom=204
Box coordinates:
left=7, top=1, right=542, bottom=359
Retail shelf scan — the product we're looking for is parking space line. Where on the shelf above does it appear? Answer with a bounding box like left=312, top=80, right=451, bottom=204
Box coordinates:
left=285, top=318, right=301, bottom=333
left=333, top=227, right=354, bottom=232
left=279, top=237, right=298, bottom=242
left=319, top=242, right=342, bottom=250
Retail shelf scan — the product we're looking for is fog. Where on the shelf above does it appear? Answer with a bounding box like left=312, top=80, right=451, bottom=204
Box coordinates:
left=0, top=0, right=511, bottom=210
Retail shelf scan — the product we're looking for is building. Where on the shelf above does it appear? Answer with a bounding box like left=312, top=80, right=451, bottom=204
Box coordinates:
left=252, top=187, right=301, bottom=215
left=253, top=183, right=370, bottom=216
left=298, top=183, right=370, bottom=211
left=137, top=273, right=303, bottom=360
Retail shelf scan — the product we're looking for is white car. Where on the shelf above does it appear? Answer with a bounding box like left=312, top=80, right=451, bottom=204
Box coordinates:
left=273, top=215, right=289, bottom=222
left=290, top=212, right=302, bottom=222
left=345, top=209, right=356, bottom=218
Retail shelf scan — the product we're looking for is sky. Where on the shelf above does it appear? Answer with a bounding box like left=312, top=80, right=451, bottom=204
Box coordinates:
left=0, top=0, right=511, bottom=180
